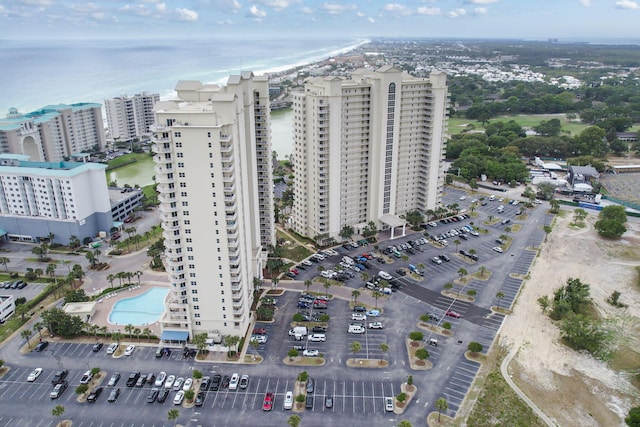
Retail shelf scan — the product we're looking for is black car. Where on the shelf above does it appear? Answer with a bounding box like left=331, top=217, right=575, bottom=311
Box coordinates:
left=87, top=387, right=103, bottom=403
left=396, top=268, right=406, bottom=276
left=211, top=374, right=222, bottom=391
left=470, top=254, right=479, bottom=261
left=353, top=305, right=367, bottom=312
left=305, top=395, right=314, bottom=408
left=439, top=254, right=451, bottom=262
left=16, top=281, right=27, bottom=289
left=195, top=391, right=205, bottom=406
left=33, top=341, right=49, bottom=352
left=425, top=312, right=440, bottom=322
left=156, top=388, right=169, bottom=403
left=296, top=264, right=306, bottom=270
left=285, top=272, right=296, bottom=278
left=312, top=326, right=327, bottom=333
left=92, top=342, right=103, bottom=352
left=52, top=369, right=69, bottom=385
left=126, top=372, right=140, bottom=387
left=107, top=388, right=121, bottom=402
left=221, top=375, right=231, bottom=388
left=146, top=388, right=159, bottom=403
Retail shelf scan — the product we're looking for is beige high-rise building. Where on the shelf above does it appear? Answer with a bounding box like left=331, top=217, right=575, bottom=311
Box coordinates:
left=291, top=66, right=449, bottom=243
left=152, top=72, right=275, bottom=343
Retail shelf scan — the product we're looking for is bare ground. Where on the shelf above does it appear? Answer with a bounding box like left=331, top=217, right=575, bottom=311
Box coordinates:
left=499, top=212, right=640, bottom=426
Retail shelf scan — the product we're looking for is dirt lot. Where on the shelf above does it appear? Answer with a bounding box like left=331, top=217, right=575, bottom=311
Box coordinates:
left=500, top=211, right=640, bottom=426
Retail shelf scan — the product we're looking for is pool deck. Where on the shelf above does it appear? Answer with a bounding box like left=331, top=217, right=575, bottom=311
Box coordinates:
left=89, top=281, right=171, bottom=337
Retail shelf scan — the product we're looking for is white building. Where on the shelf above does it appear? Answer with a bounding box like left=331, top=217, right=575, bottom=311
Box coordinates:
left=0, top=104, right=106, bottom=162
left=0, top=154, right=112, bottom=244
left=291, top=66, right=449, bottom=242
left=0, top=295, right=15, bottom=323
left=152, top=72, right=275, bottom=344
left=104, top=92, right=160, bottom=143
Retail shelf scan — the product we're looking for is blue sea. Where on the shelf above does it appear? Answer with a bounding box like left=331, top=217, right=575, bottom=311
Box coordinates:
left=0, top=38, right=367, bottom=114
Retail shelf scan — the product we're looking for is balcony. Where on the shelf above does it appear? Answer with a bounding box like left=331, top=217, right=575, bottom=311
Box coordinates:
left=163, top=238, right=181, bottom=250
left=162, top=221, right=180, bottom=232
left=222, top=164, right=235, bottom=174
left=158, top=193, right=176, bottom=204
left=152, top=143, right=172, bottom=153
left=160, top=204, right=178, bottom=214
left=231, top=282, right=241, bottom=292
left=220, top=143, right=233, bottom=154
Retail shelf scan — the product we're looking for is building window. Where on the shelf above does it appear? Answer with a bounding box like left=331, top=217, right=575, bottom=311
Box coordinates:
left=181, top=192, right=187, bottom=197
left=194, top=313, right=200, bottom=318
left=192, top=298, right=199, bottom=302
left=195, top=321, right=201, bottom=326
left=177, top=153, right=183, bottom=158
left=178, top=162, right=184, bottom=168
left=174, top=132, right=181, bottom=137
left=179, top=172, right=186, bottom=178
left=182, top=201, right=188, bottom=206
left=176, top=142, right=182, bottom=148
left=180, top=182, right=186, bottom=187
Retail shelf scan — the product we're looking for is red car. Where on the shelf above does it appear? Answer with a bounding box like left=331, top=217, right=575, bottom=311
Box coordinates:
left=253, top=328, right=267, bottom=335
left=446, top=310, right=462, bottom=319
left=290, top=268, right=299, bottom=275
left=262, top=392, right=274, bottom=411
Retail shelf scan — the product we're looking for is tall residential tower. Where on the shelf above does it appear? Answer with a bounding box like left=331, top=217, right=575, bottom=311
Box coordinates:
left=104, top=92, right=160, bottom=143
left=291, top=66, right=449, bottom=242
left=152, top=73, right=275, bottom=342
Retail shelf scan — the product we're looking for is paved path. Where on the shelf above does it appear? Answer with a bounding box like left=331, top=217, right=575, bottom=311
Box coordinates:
left=500, top=339, right=558, bottom=427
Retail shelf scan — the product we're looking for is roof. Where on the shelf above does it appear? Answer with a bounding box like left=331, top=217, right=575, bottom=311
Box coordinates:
left=174, top=80, right=204, bottom=91
left=570, top=165, right=599, bottom=177
left=161, top=330, right=189, bottom=341
left=378, top=213, right=406, bottom=228
left=63, top=301, right=96, bottom=315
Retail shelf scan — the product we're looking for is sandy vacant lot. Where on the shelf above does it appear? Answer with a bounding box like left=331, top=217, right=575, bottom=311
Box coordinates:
left=500, top=211, right=640, bottom=427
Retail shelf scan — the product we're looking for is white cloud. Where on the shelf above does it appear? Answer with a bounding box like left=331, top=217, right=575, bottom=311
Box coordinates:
left=579, top=0, right=591, bottom=6
left=368, top=16, right=375, bottom=23
left=18, top=0, right=53, bottom=6
left=383, top=3, right=412, bottom=16
left=616, top=0, right=639, bottom=8
left=322, top=3, right=354, bottom=14
left=249, top=4, right=266, bottom=18
left=254, top=0, right=299, bottom=11
left=216, top=19, right=234, bottom=24
left=156, top=3, right=166, bottom=11
left=417, top=7, right=441, bottom=16
left=301, top=6, right=313, bottom=13
left=92, top=12, right=106, bottom=20
left=175, top=8, right=198, bottom=20
left=466, top=0, right=498, bottom=4
left=474, top=7, right=488, bottom=14
left=448, top=8, right=467, bottom=18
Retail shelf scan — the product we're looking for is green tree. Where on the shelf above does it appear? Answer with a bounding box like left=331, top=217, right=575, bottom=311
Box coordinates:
left=350, top=341, right=361, bottom=357
left=560, top=314, right=606, bottom=355
left=435, top=397, right=449, bottom=423
left=304, top=280, right=312, bottom=295
left=415, top=348, right=429, bottom=360
left=351, top=290, right=360, bottom=306
left=595, top=205, right=627, bottom=238
left=184, top=389, right=195, bottom=402
left=288, top=348, right=299, bottom=361
left=453, top=239, right=461, bottom=252
left=339, top=225, right=354, bottom=241
left=192, top=332, right=208, bottom=355
left=75, top=384, right=89, bottom=395
left=537, top=295, right=550, bottom=313
left=52, top=404, right=65, bottom=419
left=457, top=267, right=467, bottom=282
left=371, top=290, right=382, bottom=308
left=0, top=257, right=10, bottom=272
left=380, top=343, right=389, bottom=360
left=495, top=291, right=505, bottom=310
left=550, top=199, right=560, bottom=214
left=41, top=307, right=85, bottom=337
left=467, top=342, right=483, bottom=353
left=288, top=415, right=302, bottom=427
left=21, top=329, right=32, bottom=348
left=323, top=280, right=331, bottom=297
left=626, top=406, right=640, bottom=427
left=167, top=408, right=180, bottom=425
left=409, top=331, right=424, bottom=341
left=192, top=369, right=203, bottom=380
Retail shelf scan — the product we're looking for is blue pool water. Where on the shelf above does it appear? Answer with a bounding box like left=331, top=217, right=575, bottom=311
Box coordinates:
left=108, top=287, right=170, bottom=326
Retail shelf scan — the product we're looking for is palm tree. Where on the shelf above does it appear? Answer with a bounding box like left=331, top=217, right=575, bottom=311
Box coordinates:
left=550, top=199, right=560, bottom=214
left=116, top=271, right=126, bottom=286
left=457, top=267, right=467, bottom=283
left=323, top=280, right=331, bottom=297
left=304, top=280, right=312, bottom=295
left=52, top=404, right=65, bottom=420
left=0, top=257, right=9, bottom=272
left=380, top=343, right=389, bottom=361
left=372, top=290, right=382, bottom=308
left=106, top=274, right=115, bottom=289
left=21, top=329, right=32, bottom=348
left=360, top=271, right=369, bottom=283
left=504, top=226, right=512, bottom=237
left=133, top=327, right=141, bottom=341
left=124, top=324, right=134, bottom=338
left=34, top=321, right=44, bottom=339
left=134, top=270, right=142, bottom=285
left=351, top=290, right=360, bottom=306
left=479, top=265, right=487, bottom=277
left=271, top=277, right=279, bottom=289
left=543, top=225, right=552, bottom=242
left=46, top=263, right=56, bottom=279
left=435, top=397, right=448, bottom=422
left=143, top=327, right=152, bottom=340
left=496, top=291, right=505, bottom=310
left=350, top=341, right=361, bottom=357
left=453, top=239, right=461, bottom=252
left=85, top=251, right=97, bottom=267
left=34, top=268, right=43, bottom=279
left=167, top=409, right=179, bottom=425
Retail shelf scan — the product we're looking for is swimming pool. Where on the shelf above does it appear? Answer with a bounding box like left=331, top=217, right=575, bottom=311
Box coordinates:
left=108, top=287, right=170, bottom=326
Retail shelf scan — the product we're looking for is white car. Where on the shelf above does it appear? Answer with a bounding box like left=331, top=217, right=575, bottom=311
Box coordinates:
left=460, top=196, right=466, bottom=200
left=164, top=374, right=176, bottom=389
left=155, top=372, right=166, bottom=387
left=173, top=377, right=184, bottom=391
left=124, top=345, right=135, bottom=356
left=351, top=313, right=367, bottom=321
left=307, top=334, right=326, bottom=342
left=302, top=349, right=319, bottom=357
left=183, top=378, right=193, bottom=391
left=493, top=246, right=503, bottom=253
left=251, top=335, right=268, bottom=344
left=385, top=396, right=394, bottom=412
left=283, top=391, right=294, bottom=409
left=27, top=368, right=43, bottom=382
left=368, top=322, right=384, bottom=329
left=173, top=390, right=185, bottom=405
left=106, top=343, right=118, bottom=354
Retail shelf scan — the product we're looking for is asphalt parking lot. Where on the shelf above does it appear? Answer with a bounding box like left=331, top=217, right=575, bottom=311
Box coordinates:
left=0, top=186, right=552, bottom=425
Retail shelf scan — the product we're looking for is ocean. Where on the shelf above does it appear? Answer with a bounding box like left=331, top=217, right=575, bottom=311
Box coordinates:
left=0, top=37, right=366, bottom=115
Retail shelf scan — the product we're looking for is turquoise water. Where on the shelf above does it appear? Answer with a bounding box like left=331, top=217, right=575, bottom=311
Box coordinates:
left=108, top=287, right=170, bottom=326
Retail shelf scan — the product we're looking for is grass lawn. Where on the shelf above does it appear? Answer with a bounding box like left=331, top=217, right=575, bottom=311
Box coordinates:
left=448, top=114, right=590, bottom=136
left=107, top=152, right=152, bottom=169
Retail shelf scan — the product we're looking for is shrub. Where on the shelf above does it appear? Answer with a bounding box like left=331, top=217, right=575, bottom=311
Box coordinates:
left=75, top=384, right=88, bottom=395
left=14, top=297, right=27, bottom=306
left=419, top=314, right=430, bottom=323
left=442, top=322, right=452, bottom=330
left=407, top=375, right=413, bottom=386
left=297, top=371, right=308, bottom=382
left=468, top=342, right=483, bottom=353
left=396, top=392, right=407, bottom=403
left=415, top=348, right=429, bottom=360
left=295, top=394, right=305, bottom=403
left=408, top=331, right=424, bottom=341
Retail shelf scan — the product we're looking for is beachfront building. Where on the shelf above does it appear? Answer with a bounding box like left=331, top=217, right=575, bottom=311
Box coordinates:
left=0, top=104, right=106, bottom=162
left=0, top=295, right=15, bottom=323
left=104, top=92, right=160, bottom=143
left=0, top=154, right=112, bottom=244
left=153, top=73, right=275, bottom=344
left=291, top=66, right=449, bottom=243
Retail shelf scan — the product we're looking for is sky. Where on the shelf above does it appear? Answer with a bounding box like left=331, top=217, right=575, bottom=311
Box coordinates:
left=1, top=0, right=639, bottom=41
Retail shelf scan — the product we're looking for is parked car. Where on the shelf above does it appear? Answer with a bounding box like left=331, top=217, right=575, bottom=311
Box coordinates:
left=173, top=377, right=185, bottom=391
left=50, top=381, right=68, bottom=399
left=431, top=256, right=442, bottom=265
left=302, top=349, right=319, bottom=357
left=87, top=387, right=104, bottom=403
left=385, top=396, right=394, bottom=412
left=92, top=342, right=103, bottom=352
left=124, top=345, right=135, bottom=356
left=368, top=322, right=384, bottom=329
left=306, top=378, right=314, bottom=393
left=157, top=388, right=170, bottom=403
left=164, top=374, right=176, bottom=389
left=33, top=341, right=49, bottom=352
left=253, top=327, right=267, bottom=335
left=182, top=378, right=193, bottom=391
left=195, top=391, right=205, bottom=406
left=493, top=246, right=503, bottom=253
left=211, top=374, right=222, bottom=391
left=307, top=334, right=326, bottom=342
left=353, top=305, right=367, bottom=312
left=106, top=343, right=118, bottom=354
left=107, top=388, right=121, bottom=402
left=351, top=313, right=366, bottom=321
left=27, top=368, right=43, bottom=382
left=239, top=374, right=249, bottom=389
left=108, top=372, right=120, bottom=387
left=52, top=369, right=69, bottom=385
left=262, top=392, right=274, bottom=411
left=325, top=395, right=333, bottom=408
left=446, top=310, right=462, bottom=318
left=154, top=372, right=167, bottom=387
left=305, top=395, right=314, bottom=408
left=126, top=372, right=140, bottom=387
left=284, top=391, right=294, bottom=409
left=173, top=390, right=185, bottom=405
left=80, top=370, right=93, bottom=385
